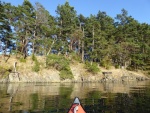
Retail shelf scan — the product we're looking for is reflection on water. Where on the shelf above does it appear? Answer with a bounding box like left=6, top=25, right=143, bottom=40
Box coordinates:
left=0, top=81, right=150, bottom=113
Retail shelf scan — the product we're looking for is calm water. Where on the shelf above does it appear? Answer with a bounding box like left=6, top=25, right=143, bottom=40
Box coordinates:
left=0, top=81, right=150, bottom=113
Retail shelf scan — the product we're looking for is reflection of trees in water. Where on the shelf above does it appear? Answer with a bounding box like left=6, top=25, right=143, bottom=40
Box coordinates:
left=30, top=93, right=39, bottom=110
left=0, top=82, right=150, bottom=112
left=0, top=84, right=10, bottom=112
left=83, top=86, right=150, bottom=113
left=0, top=84, right=20, bottom=112
left=0, top=83, right=74, bottom=112
left=43, top=86, right=73, bottom=112
left=7, top=84, right=20, bottom=112
left=83, top=90, right=116, bottom=112
left=103, top=82, right=114, bottom=92
left=84, top=91, right=103, bottom=112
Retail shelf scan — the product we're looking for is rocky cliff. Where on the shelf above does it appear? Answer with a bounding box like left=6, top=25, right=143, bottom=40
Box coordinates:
left=0, top=56, right=149, bottom=83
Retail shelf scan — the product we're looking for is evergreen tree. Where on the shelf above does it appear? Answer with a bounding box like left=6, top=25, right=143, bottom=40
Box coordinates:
left=0, top=1, right=12, bottom=55
left=96, top=11, right=115, bottom=67
left=33, top=2, right=56, bottom=56
left=0, top=0, right=150, bottom=73
left=114, top=9, right=132, bottom=68
left=56, top=1, right=77, bottom=54
left=12, top=0, right=35, bottom=58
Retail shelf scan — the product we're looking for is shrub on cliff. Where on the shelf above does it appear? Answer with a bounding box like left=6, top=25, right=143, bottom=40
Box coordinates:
left=60, top=70, right=73, bottom=80
left=32, top=61, right=40, bottom=72
left=70, top=52, right=81, bottom=62
left=32, top=54, right=40, bottom=72
left=0, top=66, right=12, bottom=78
left=46, top=54, right=73, bottom=80
left=85, top=62, right=100, bottom=74
left=19, top=58, right=26, bottom=63
left=101, top=56, right=111, bottom=69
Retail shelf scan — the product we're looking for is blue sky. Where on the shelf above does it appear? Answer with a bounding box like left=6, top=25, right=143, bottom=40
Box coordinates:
left=3, top=0, right=150, bottom=24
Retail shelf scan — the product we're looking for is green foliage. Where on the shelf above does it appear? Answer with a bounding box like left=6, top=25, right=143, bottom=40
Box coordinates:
left=46, top=54, right=68, bottom=70
left=70, top=52, right=81, bottom=61
left=19, top=58, right=26, bottom=63
left=30, top=93, right=39, bottom=110
left=101, top=56, right=111, bottom=69
left=1, top=0, right=150, bottom=73
left=3, top=71, right=9, bottom=78
left=0, top=66, right=12, bottom=78
left=56, top=1, right=77, bottom=52
left=31, top=55, right=40, bottom=72
left=46, top=54, right=73, bottom=79
left=85, top=62, right=100, bottom=74
left=0, top=2, right=12, bottom=54
left=31, top=54, right=37, bottom=61
left=12, top=0, right=35, bottom=58
left=87, top=91, right=101, bottom=99
left=32, top=60, right=40, bottom=72
left=115, top=65, right=120, bottom=69
left=58, top=87, right=73, bottom=110
left=147, top=71, right=150, bottom=76
left=13, top=102, right=23, bottom=106
left=60, top=70, right=73, bottom=80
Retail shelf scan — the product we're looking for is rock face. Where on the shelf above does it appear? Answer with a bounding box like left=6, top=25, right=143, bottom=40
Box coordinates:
left=0, top=66, right=149, bottom=83
left=0, top=69, right=60, bottom=83
left=100, top=69, right=149, bottom=83
left=9, top=73, right=20, bottom=82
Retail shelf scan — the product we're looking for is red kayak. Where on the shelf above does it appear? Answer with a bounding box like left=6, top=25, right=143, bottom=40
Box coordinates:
left=68, top=97, right=86, bottom=113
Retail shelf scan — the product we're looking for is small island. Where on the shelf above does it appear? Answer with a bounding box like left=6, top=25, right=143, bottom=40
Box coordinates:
left=0, top=0, right=149, bottom=83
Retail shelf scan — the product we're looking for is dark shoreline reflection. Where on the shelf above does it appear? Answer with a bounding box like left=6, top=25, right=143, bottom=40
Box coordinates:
left=0, top=81, right=150, bottom=113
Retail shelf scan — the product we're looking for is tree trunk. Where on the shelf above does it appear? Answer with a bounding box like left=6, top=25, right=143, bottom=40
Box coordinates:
left=78, top=39, right=81, bottom=55
left=47, top=38, right=56, bottom=56
left=82, top=27, right=84, bottom=62
left=91, top=26, right=95, bottom=64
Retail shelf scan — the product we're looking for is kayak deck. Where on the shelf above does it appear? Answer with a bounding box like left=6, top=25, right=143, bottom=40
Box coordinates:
left=68, top=97, right=86, bottom=113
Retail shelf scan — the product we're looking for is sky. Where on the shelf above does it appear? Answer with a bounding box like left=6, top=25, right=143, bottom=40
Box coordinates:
left=2, top=0, right=150, bottom=24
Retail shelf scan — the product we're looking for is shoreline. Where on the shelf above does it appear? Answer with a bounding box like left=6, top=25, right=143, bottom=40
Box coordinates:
left=0, top=68, right=149, bottom=83
left=0, top=56, right=149, bottom=83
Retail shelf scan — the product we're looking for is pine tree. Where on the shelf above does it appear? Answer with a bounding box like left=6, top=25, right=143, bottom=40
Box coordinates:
left=56, top=1, right=77, bottom=54
left=33, top=2, right=57, bottom=56
left=0, top=1, right=12, bottom=56
left=12, top=0, right=35, bottom=58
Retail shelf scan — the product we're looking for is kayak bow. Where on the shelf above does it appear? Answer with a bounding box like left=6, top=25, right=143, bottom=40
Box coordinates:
left=68, top=97, right=86, bottom=113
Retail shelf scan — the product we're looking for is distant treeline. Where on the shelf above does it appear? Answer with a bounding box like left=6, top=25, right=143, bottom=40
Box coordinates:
left=0, top=0, right=150, bottom=71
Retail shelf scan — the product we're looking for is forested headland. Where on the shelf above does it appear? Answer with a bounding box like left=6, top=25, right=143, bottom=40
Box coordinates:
left=0, top=0, right=150, bottom=81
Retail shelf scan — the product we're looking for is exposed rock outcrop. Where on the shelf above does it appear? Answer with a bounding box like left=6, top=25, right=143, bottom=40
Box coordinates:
left=0, top=63, right=149, bottom=83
